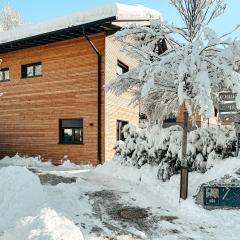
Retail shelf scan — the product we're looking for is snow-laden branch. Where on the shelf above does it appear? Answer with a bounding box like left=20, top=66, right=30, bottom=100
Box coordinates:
left=107, top=0, right=240, bottom=121
left=0, top=4, right=23, bottom=31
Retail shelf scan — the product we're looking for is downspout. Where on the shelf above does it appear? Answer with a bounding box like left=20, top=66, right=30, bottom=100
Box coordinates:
left=83, top=32, right=102, bottom=165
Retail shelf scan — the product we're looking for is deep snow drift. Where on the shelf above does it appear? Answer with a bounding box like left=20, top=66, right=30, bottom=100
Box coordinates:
left=0, top=166, right=45, bottom=232
left=0, top=154, right=93, bottom=170
left=2, top=208, right=84, bottom=240
left=0, top=166, right=84, bottom=240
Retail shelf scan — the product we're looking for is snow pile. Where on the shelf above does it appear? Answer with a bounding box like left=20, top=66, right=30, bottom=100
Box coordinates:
left=1, top=208, right=84, bottom=240
left=113, top=124, right=236, bottom=181
left=96, top=160, right=159, bottom=187
left=59, top=160, right=93, bottom=170
left=0, top=166, right=84, bottom=240
left=97, top=156, right=240, bottom=208
left=0, top=154, right=53, bottom=167
left=0, top=154, right=93, bottom=171
left=0, top=166, right=45, bottom=231
left=0, top=3, right=160, bottom=45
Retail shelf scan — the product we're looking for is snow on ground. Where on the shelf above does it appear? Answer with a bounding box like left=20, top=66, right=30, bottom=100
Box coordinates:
left=2, top=208, right=84, bottom=240
left=0, top=154, right=93, bottom=172
left=0, top=155, right=53, bottom=168
left=96, top=157, right=240, bottom=240
left=0, top=155, right=240, bottom=239
left=0, top=164, right=84, bottom=240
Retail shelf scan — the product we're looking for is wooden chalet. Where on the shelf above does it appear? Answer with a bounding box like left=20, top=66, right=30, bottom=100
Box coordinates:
left=0, top=3, right=160, bottom=164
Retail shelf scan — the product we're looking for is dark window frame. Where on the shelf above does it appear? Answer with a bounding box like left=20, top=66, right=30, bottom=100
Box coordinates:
left=117, top=120, right=129, bottom=141
left=0, top=68, right=10, bottom=81
left=59, top=119, right=84, bottom=145
left=21, top=62, right=42, bottom=79
left=117, top=60, right=129, bottom=76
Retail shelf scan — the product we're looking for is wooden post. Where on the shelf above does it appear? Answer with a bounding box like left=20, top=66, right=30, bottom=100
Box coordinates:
left=235, top=124, right=240, bottom=157
left=180, top=102, right=189, bottom=200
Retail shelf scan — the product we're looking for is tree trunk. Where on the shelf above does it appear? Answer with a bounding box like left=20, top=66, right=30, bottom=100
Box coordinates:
left=180, top=102, right=189, bottom=200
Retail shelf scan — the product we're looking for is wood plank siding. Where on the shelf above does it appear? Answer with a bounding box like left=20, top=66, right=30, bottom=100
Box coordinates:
left=0, top=32, right=105, bottom=165
left=105, top=37, right=139, bottom=161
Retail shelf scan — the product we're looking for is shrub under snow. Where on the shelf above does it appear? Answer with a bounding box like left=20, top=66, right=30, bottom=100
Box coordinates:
left=114, top=125, right=236, bottom=181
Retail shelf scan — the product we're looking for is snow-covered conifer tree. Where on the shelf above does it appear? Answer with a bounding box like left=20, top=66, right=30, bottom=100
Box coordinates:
left=0, top=4, right=23, bottom=31
left=107, top=0, right=240, bottom=123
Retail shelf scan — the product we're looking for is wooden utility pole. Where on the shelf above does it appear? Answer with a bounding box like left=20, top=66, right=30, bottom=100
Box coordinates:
left=180, top=101, right=189, bottom=200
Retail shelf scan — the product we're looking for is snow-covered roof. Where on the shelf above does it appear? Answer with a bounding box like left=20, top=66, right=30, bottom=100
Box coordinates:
left=0, top=3, right=160, bottom=45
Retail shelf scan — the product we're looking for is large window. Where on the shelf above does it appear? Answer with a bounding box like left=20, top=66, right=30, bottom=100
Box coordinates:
left=59, top=119, right=83, bottom=144
left=21, top=62, right=42, bottom=78
left=0, top=68, right=10, bottom=81
left=117, top=120, right=128, bottom=141
left=117, top=60, right=129, bottom=75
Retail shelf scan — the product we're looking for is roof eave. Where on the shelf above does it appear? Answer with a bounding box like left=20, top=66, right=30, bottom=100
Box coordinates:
left=0, top=16, right=118, bottom=54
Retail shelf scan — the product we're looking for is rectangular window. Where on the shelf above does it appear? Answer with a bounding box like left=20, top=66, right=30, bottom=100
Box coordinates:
left=0, top=68, right=10, bottom=81
left=21, top=62, right=42, bottom=78
left=59, top=119, right=83, bottom=144
left=117, top=60, right=129, bottom=75
left=117, top=120, right=128, bottom=141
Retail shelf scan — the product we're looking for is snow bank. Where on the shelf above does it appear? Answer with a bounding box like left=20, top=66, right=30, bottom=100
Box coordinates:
left=0, top=166, right=84, bottom=239
left=0, top=154, right=53, bottom=167
left=1, top=208, right=84, bottom=240
left=0, top=166, right=45, bottom=231
left=0, top=3, right=160, bottom=45
left=0, top=154, right=93, bottom=171
left=59, top=160, right=93, bottom=170
left=97, top=156, right=240, bottom=209
left=96, top=159, right=159, bottom=186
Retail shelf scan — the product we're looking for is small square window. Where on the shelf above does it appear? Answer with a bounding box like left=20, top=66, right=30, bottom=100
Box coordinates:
left=0, top=68, right=10, bottom=81
left=22, top=62, right=42, bottom=78
left=117, top=61, right=129, bottom=76
left=59, top=119, right=83, bottom=144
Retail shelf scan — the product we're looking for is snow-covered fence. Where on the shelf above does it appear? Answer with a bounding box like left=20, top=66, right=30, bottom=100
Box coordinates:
left=113, top=124, right=236, bottom=181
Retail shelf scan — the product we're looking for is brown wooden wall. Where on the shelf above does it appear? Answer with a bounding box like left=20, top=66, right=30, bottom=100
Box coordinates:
left=0, top=32, right=105, bottom=165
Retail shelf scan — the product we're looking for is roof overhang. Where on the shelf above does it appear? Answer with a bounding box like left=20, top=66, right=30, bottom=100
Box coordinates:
left=0, top=16, right=119, bottom=54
